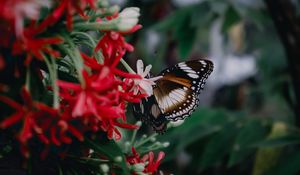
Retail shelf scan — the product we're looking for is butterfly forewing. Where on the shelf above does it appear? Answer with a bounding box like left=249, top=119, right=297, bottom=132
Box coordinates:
left=153, top=59, right=213, bottom=121
left=133, top=59, right=213, bottom=133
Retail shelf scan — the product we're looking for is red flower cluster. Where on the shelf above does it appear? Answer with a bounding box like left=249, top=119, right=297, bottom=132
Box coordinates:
left=57, top=54, right=143, bottom=140
left=0, top=87, right=83, bottom=158
left=126, top=147, right=165, bottom=174
left=0, top=0, right=147, bottom=158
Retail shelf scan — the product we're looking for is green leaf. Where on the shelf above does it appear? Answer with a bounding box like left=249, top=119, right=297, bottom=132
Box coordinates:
left=174, top=14, right=197, bottom=59
left=268, top=150, right=300, bottom=175
left=152, top=5, right=202, bottom=60
left=177, top=27, right=197, bottom=59
left=251, top=134, right=300, bottom=148
left=199, top=123, right=239, bottom=169
left=158, top=108, right=232, bottom=161
left=84, top=138, right=130, bottom=174
left=228, top=120, right=268, bottom=167
left=221, top=5, right=241, bottom=33
left=152, top=8, right=187, bottom=31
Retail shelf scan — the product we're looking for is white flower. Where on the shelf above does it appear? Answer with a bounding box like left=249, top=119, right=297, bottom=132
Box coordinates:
left=117, top=7, right=140, bottom=31
left=132, top=60, right=162, bottom=97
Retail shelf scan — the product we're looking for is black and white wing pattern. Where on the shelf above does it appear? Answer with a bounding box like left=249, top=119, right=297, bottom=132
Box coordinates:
left=153, top=59, right=213, bottom=121
left=132, top=95, right=167, bottom=134
left=133, top=59, right=214, bottom=133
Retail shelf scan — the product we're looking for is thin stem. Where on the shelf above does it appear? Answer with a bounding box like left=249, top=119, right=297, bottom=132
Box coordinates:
left=120, top=58, right=135, bottom=73
left=73, top=20, right=117, bottom=31
left=44, top=56, right=59, bottom=109
left=135, top=133, right=158, bottom=148
left=130, top=126, right=138, bottom=147
left=50, top=56, right=59, bottom=109
left=25, top=66, right=30, bottom=91
left=62, top=35, right=85, bottom=87
left=66, top=154, right=110, bottom=163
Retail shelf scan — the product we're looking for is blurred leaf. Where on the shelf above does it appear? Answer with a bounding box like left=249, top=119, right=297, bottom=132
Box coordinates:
left=268, top=150, right=300, bottom=175
left=153, top=7, right=189, bottom=31
left=228, top=120, right=268, bottom=167
left=158, top=108, right=232, bottom=161
left=84, top=138, right=129, bottom=174
left=244, top=9, right=271, bottom=31
left=251, top=134, right=300, bottom=148
left=221, top=6, right=241, bottom=33
left=252, top=122, right=289, bottom=175
left=209, top=0, right=229, bottom=15
left=174, top=14, right=197, bottom=59
left=190, top=2, right=212, bottom=27
left=199, top=123, right=238, bottom=169
left=154, top=6, right=199, bottom=60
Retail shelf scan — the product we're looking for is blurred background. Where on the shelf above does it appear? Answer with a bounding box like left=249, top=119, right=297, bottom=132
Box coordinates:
left=114, top=0, right=300, bottom=174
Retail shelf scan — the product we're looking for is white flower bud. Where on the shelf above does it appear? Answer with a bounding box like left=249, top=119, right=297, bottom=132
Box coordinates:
left=100, top=164, right=110, bottom=173
left=131, top=163, right=145, bottom=172
left=114, top=156, right=123, bottom=162
left=117, top=7, right=140, bottom=31
left=150, top=137, right=156, bottom=142
left=136, top=121, right=142, bottom=127
left=162, top=142, right=170, bottom=147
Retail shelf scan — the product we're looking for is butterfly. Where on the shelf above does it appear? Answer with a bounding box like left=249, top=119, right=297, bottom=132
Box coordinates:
left=133, top=59, right=214, bottom=133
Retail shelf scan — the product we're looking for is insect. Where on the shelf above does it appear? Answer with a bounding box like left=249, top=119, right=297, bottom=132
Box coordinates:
left=133, top=59, right=214, bottom=133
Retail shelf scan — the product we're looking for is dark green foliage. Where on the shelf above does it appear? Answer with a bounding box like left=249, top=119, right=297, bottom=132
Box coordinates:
left=126, top=0, right=300, bottom=174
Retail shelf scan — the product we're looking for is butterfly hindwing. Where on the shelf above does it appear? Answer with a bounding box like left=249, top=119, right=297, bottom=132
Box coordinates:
left=133, top=95, right=167, bottom=133
left=153, top=59, right=213, bottom=121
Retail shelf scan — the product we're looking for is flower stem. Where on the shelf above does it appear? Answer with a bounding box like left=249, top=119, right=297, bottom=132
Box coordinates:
left=120, top=58, right=135, bottom=73
left=66, top=154, right=110, bottom=163
left=61, top=35, right=85, bottom=87
left=135, top=133, right=158, bottom=148
left=25, top=66, right=30, bottom=91
left=130, top=122, right=140, bottom=147
left=50, top=56, right=59, bottom=109
left=74, top=20, right=118, bottom=31
left=44, top=55, right=59, bottom=109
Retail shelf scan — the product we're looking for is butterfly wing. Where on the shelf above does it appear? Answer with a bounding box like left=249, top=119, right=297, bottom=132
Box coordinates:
left=153, top=59, right=214, bottom=121
left=133, top=95, right=167, bottom=133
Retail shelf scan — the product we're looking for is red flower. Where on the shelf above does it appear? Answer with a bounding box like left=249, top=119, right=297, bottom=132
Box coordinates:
left=58, top=66, right=140, bottom=140
left=12, top=31, right=63, bottom=65
left=30, top=0, right=96, bottom=33
left=95, top=25, right=142, bottom=58
left=0, top=0, right=51, bottom=37
left=142, top=151, right=165, bottom=173
left=126, top=147, right=165, bottom=174
left=0, top=87, right=84, bottom=157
